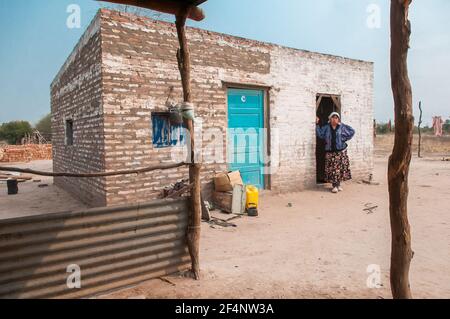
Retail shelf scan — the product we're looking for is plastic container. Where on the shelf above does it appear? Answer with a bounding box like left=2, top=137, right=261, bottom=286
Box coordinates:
left=180, top=102, right=195, bottom=121
left=168, top=105, right=183, bottom=125
left=246, top=185, right=259, bottom=210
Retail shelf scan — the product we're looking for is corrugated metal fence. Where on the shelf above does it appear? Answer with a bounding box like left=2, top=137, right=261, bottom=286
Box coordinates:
left=0, top=198, right=191, bottom=299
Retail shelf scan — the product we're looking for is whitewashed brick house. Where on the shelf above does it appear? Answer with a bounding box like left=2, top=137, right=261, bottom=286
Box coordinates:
left=51, top=9, right=374, bottom=207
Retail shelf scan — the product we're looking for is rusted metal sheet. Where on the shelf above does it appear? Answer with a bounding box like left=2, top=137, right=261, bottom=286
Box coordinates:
left=0, top=198, right=190, bottom=299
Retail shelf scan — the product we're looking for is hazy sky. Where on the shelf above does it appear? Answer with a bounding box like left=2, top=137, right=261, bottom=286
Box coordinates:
left=0, top=0, right=449, bottom=126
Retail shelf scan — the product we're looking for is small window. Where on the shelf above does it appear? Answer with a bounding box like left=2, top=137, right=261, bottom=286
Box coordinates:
left=151, top=113, right=186, bottom=148
left=65, top=119, right=74, bottom=146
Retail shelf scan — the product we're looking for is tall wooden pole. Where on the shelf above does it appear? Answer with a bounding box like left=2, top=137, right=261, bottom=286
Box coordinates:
left=418, top=101, right=423, bottom=158
left=175, top=7, right=202, bottom=280
left=388, top=0, right=414, bottom=299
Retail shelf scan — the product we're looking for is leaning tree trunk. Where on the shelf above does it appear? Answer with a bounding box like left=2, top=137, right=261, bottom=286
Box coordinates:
left=388, top=0, right=414, bottom=299
left=175, top=7, right=202, bottom=280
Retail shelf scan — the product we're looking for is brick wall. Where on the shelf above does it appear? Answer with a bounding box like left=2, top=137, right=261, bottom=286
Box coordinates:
left=0, top=145, right=52, bottom=163
left=52, top=9, right=374, bottom=207
left=51, top=12, right=107, bottom=207
left=100, top=9, right=374, bottom=205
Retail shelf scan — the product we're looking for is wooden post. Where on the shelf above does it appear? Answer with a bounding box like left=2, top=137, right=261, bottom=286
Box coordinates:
left=374, top=119, right=377, bottom=138
left=175, top=7, right=202, bottom=280
left=418, top=101, right=423, bottom=158
left=388, top=0, right=414, bottom=299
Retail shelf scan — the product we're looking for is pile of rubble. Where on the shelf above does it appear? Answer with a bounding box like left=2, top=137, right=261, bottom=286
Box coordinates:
left=0, top=144, right=52, bottom=163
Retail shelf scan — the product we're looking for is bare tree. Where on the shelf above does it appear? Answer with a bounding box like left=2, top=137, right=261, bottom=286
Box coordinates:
left=388, top=0, right=414, bottom=299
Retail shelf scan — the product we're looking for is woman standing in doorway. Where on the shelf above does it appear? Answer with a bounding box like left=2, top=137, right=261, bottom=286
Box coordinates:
left=316, top=112, right=355, bottom=194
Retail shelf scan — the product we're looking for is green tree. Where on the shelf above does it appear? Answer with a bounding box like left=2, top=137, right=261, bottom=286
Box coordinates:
left=35, top=113, right=52, bottom=141
left=0, top=121, right=33, bottom=145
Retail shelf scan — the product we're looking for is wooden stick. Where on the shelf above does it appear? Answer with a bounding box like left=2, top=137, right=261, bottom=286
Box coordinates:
left=418, top=101, right=423, bottom=158
left=175, top=6, right=202, bottom=280
left=388, top=0, right=414, bottom=299
left=0, top=162, right=187, bottom=178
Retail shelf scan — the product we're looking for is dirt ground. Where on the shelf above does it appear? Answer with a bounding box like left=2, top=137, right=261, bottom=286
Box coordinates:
left=97, top=154, right=449, bottom=299
left=0, top=160, right=87, bottom=219
left=1, top=140, right=449, bottom=299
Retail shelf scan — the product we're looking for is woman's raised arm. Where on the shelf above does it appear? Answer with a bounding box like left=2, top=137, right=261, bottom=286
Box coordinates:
left=341, top=124, right=355, bottom=142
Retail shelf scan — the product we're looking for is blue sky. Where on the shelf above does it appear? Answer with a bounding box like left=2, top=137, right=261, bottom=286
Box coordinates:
left=0, top=0, right=449, bottom=126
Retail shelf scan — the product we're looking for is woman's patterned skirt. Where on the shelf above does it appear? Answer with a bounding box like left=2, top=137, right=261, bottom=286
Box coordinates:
left=325, top=149, right=352, bottom=185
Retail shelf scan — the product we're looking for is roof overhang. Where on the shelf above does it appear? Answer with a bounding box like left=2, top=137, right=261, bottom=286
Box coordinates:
left=97, top=0, right=207, bottom=21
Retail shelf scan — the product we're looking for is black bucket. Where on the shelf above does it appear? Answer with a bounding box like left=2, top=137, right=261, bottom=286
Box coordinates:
left=7, top=179, right=19, bottom=195
left=247, top=207, right=258, bottom=217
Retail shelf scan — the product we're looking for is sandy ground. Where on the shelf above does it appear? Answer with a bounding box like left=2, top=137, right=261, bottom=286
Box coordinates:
left=100, top=154, right=450, bottom=299
left=1, top=151, right=449, bottom=298
left=0, top=160, right=87, bottom=219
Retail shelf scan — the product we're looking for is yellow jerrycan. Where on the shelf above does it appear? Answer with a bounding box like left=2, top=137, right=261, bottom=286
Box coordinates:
left=245, top=185, right=259, bottom=217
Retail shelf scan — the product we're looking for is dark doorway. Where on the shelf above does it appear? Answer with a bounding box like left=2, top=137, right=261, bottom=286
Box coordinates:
left=316, top=94, right=341, bottom=183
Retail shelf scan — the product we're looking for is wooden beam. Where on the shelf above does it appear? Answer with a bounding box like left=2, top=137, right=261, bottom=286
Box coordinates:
left=316, top=95, right=323, bottom=110
left=98, top=0, right=204, bottom=280
left=0, top=162, right=187, bottom=178
left=330, top=95, right=341, bottom=112
left=175, top=6, right=202, bottom=280
left=97, top=0, right=206, bottom=21
left=388, top=0, right=414, bottom=299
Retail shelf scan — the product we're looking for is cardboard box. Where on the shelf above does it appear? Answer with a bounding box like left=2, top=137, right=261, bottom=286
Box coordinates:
left=214, top=171, right=243, bottom=192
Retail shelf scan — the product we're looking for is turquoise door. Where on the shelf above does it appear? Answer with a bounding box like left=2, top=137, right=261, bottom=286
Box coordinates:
left=227, top=88, right=265, bottom=189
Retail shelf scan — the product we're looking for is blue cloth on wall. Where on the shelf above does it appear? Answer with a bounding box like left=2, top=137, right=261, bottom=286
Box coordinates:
left=152, top=114, right=186, bottom=148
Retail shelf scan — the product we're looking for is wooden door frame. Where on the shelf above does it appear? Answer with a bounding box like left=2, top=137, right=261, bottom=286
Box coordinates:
left=223, top=82, right=272, bottom=190
left=316, top=93, right=342, bottom=114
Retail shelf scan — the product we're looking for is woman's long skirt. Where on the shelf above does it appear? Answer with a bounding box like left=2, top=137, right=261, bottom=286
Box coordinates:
left=325, top=149, right=352, bottom=185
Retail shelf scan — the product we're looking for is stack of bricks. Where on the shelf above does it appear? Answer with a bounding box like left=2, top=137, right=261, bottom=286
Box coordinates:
left=0, top=144, right=53, bottom=163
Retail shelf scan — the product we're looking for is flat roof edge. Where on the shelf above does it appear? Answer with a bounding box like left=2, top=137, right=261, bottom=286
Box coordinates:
left=52, top=7, right=374, bottom=90
left=51, top=11, right=102, bottom=89
left=100, top=8, right=374, bottom=65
